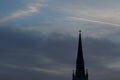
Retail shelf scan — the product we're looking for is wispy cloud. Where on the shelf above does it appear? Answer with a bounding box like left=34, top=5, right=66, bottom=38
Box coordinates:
left=68, top=17, right=120, bottom=27
left=103, top=58, right=120, bottom=71
left=0, top=63, right=72, bottom=76
left=0, top=0, right=46, bottom=23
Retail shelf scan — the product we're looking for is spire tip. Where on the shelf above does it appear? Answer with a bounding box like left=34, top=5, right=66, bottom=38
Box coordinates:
left=79, top=30, right=82, bottom=33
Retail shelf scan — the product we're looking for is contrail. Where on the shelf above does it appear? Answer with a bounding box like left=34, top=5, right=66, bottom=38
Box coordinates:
left=69, top=17, right=120, bottom=27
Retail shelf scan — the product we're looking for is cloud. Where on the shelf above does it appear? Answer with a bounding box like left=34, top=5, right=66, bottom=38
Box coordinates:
left=1, top=0, right=120, bottom=80
left=0, top=63, right=72, bottom=76
left=49, top=0, right=120, bottom=27
left=0, top=26, right=120, bottom=80
left=67, top=17, right=120, bottom=27
left=0, top=0, right=46, bottom=23
left=0, top=26, right=76, bottom=80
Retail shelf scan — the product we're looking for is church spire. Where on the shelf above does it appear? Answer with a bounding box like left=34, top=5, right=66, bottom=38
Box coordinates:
left=75, top=30, right=85, bottom=77
left=72, top=31, right=88, bottom=80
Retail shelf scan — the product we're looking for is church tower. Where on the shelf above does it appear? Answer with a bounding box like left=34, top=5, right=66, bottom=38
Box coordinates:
left=72, top=31, right=88, bottom=80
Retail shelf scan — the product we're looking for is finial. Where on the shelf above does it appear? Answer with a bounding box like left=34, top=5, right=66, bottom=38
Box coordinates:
left=79, top=30, right=82, bottom=33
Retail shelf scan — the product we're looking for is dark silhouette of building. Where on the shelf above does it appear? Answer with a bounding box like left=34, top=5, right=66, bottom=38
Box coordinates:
left=72, top=31, right=88, bottom=80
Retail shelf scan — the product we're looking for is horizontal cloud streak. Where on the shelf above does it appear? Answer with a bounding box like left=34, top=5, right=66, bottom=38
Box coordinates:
left=68, top=17, right=120, bottom=27
left=0, top=63, right=72, bottom=76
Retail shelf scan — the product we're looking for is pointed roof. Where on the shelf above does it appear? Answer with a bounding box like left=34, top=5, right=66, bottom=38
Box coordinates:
left=75, top=31, right=85, bottom=77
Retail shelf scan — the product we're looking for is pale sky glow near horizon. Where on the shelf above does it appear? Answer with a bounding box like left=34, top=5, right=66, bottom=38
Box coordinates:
left=1, top=0, right=120, bottom=80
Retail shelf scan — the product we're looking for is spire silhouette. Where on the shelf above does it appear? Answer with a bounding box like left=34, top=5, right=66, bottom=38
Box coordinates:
left=72, top=31, right=88, bottom=80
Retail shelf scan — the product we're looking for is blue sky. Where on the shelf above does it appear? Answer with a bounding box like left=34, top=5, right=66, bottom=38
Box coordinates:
left=1, top=0, right=120, bottom=80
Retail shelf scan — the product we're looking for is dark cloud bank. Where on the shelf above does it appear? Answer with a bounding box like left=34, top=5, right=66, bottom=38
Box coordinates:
left=0, top=26, right=120, bottom=80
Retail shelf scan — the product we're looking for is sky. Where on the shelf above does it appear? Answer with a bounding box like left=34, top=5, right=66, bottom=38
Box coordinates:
left=0, top=0, right=120, bottom=80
